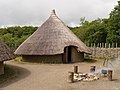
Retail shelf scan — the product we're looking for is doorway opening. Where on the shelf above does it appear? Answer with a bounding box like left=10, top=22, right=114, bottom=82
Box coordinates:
left=67, top=46, right=71, bottom=63
left=64, top=46, right=72, bottom=63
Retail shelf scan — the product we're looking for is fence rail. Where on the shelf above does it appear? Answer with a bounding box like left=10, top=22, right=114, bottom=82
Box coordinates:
left=88, top=43, right=120, bottom=58
left=90, top=47, right=120, bottom=58
left=86, top=43, right=119, bottom=48
left=8, top=43, right=120, bottom=58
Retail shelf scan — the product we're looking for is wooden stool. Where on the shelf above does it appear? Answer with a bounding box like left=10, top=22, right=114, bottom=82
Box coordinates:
left=68, top=72, right=74, bottom=83
left=108, top=70, right=113, bottom=81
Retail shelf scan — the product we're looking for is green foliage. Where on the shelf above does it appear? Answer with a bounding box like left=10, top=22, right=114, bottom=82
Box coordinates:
left=106, top=1, right=120, bottom=45
left=71, top=18, right=108, bottom=44
left=71, top=1, right=120, bottom=47
left=0, top=1, right=120, bottom=47
left=0, top=26, right=37, bottom=47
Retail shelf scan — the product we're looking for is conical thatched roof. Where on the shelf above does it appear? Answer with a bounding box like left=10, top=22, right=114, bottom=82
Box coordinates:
left=0, top=41, right=15, bottom=62
left=15, top=10, right=91, bottom=55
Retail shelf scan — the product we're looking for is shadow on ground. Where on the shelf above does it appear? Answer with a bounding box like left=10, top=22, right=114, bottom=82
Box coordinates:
left=112, top=79, right=119, bottom=82
left=0, top=64, right=31, bottom=88
left=84, top=58, right=97, bottom=63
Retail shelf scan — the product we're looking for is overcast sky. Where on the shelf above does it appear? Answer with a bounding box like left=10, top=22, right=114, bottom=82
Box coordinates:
left=0, top=0, right=118, bottom=27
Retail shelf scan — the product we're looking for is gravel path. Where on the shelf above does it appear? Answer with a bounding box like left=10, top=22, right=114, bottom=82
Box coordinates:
left=0, top=61, right=120, bottom=90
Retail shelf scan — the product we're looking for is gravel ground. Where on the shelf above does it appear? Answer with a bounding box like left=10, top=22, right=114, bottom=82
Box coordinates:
left=0, top=60, right=120, bottom=90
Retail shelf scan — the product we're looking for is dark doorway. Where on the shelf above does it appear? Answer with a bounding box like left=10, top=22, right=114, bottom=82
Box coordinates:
left=64, top=46, right=72, bottom=63
left=68, top=46, right=72, bottom=63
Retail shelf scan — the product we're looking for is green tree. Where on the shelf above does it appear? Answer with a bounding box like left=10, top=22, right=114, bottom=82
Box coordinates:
left=107, top=1, right=120, bottom=46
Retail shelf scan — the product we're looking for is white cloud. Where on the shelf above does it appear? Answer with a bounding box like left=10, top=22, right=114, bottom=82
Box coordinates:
left=0, top=0, right=118, bottom=27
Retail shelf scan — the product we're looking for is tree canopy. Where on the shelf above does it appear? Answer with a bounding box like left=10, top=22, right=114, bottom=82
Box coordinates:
left=0, top=26, right=37, bottom=47
left=0, top=1, right=120, bottom=47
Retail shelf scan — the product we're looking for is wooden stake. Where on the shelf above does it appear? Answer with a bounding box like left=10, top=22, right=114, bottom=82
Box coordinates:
left=74, top=66, right=78, bottom=73
left=90, top=66, right=96, bottom=72
left=108, top=70, right=113, bottom=81
left=68, top=72, right=74, bottom=83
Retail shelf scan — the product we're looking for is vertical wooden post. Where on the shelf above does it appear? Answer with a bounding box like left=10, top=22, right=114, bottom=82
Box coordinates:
left=102, top=43, right=104, bottom=48
left=68, top=72, right=74, bottom=83
left=105, top=43, right=107, bottom=48
left=112, top=43, right=114, bottom=48
left=88, top=43, right=89, bottom=47
left=108, top=70, right=113, bottom=81
left=74, top=66, right=78, bottom=73
left=97, top=43, right=99, bottom=47
left=100, top=43, right=102, bottom=48
left=95, top=47, right=96, bottom=57
left=93, top=43, right=96, bottom=48
left=90, top=66, right=96, bottom=73
left=109, top=43, right=111, bottom=48
left=91, top=43, right=93, bottom=48
left=116, top=43, right=118, bottom=48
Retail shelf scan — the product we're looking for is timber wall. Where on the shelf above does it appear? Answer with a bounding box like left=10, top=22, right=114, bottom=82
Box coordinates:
left=22, top=54, right=63, bottom=63
left=0, top=62, right=4, bottom=75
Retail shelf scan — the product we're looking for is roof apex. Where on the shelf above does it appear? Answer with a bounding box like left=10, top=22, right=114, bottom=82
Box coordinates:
left=51, top=9, right=56, bottom=16
left=15, top=10, right=91, bottom=55
left=0, top=41, right=15, bottom=61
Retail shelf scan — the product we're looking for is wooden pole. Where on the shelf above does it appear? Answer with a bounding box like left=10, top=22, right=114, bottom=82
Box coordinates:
left=108, top=70, right=113, bottom=81
left=116, top=43, right=118, bottom=48
left=102, top=43, right=104, bottom=48
left=109, top=43, right=111, bottom=48
left=90, top=66, right=96, bottom=72
left=68, top=72, right=74, bottom=83
left=74, top=66, right=78, bottom=73
left=93, top=43, right=96, bottom=48
left=99, top=43, right=102, bottom=48
left=105, top=43, right=107, bottom=48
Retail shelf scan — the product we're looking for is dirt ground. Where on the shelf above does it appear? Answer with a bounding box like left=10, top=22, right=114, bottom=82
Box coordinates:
left=0, top=60, right=120, bottom=90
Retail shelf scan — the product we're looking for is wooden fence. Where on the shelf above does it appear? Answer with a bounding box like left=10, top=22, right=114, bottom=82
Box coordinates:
left=86, top=43, right=119, bottom=48
left=8, top=43, right=120, bottom=58
left=90, top=47, right=120, bottom=58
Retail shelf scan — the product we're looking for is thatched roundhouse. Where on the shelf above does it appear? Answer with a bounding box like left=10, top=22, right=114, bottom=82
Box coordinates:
left=15, top=10, right=91, bottom=63
left=0, top=41, right=15, bottom=75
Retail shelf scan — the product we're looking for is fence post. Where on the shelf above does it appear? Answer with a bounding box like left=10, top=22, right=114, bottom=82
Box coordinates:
left=112, top=43, right=114, bottom=48
left=90, top=66, right=96, bottom=73
left=74, top=66, right=78, bottom=73
left=116, top=43, right=118, bottom=48
left=93, top=43, right=96, bottom=48
left=108, top=70, right=113, bottom=81
left=97, top=43, right=99, bottom=47
left=102, top=43, right=104, bottom=48
left=105, top=43, right=107, bottom=48
left=68, top=72, right=74, bottom=83
left=109, top=43, right=111, bottom=48
left=100, top=43, right=101, bottom=48
left=89, top=42, right=119, bottom=58
left=87, top=43, right=89, bottom=47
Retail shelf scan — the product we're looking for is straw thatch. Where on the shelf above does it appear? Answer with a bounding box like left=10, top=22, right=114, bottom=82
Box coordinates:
left=15, top=10, right=91, bottom=55
left=0, top=41, right=15, bottom=62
